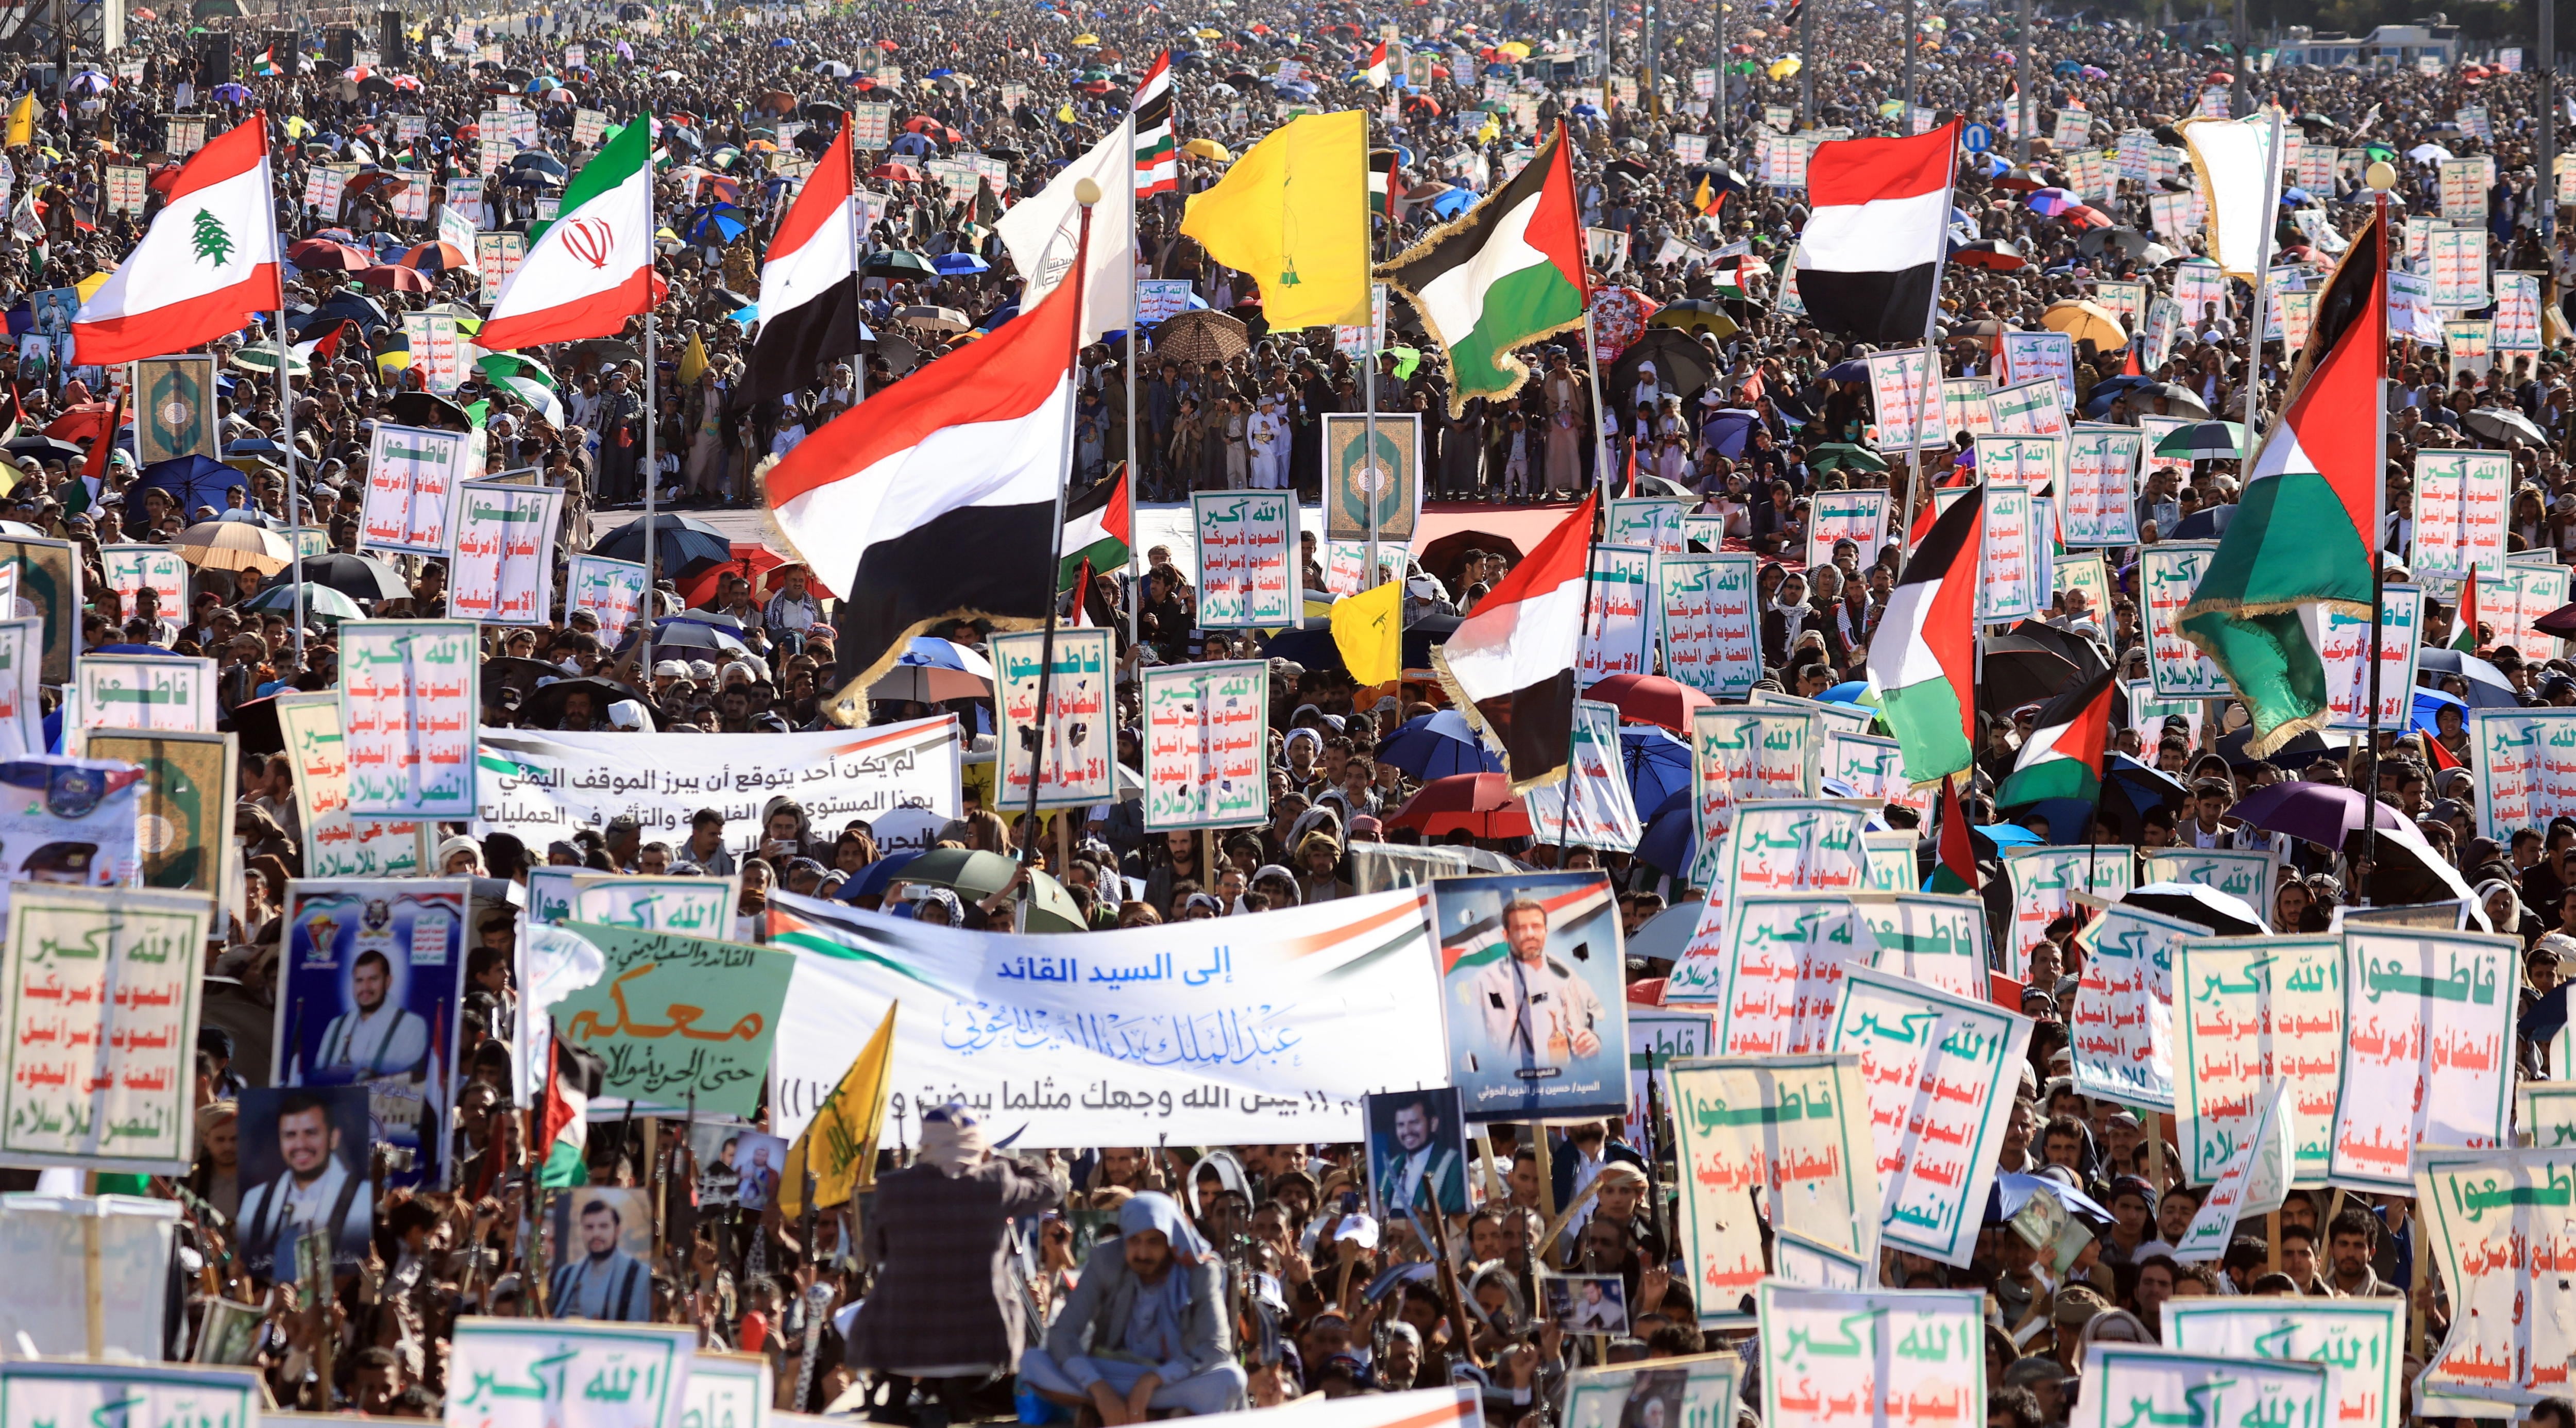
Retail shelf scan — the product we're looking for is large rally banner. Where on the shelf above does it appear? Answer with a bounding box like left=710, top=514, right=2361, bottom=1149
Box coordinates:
left=2076, top=1348, right=2328, bottom=1428
left=554, top=924, right=797, bottom=1118
left=340, top=620, right=480, bottom=820
left=275, top=692, right=428, bottom=879
left=2331, top=929, right=2517, bottom=1189
left=2163, top=1301, right=2406, bottom=1428
left=1141, top=661, right=1269, bottom=831
left=993, top=628, right=1117, bottom=810
left=2070, top=901, right=2200, bottom=1109
left=478, top=716, right=962, bottom=852
left=1665, top=894, right=1874, bottom=1054
left=2414, top=1147, right=2576, bottom=1406
left=761, top=887, right=1447, bottom=1146
left=1689, top=708, right=1820, bottom=886
left=1668, top=1056, right=1877, bottom=1323
left=1756, top=1285, right=1984, bottom=1428
left=1851, top=892, right=1990, bottom=1008
left=1827, top=965, right=2034, bottom=1266
left=2172, top=934, right=2344, bottom=1186
left=2471, top=708, right=2576, bottom=842
left=1657, top=553, right=1760, bottom=698
left=448, top=1319, right=695, bottom=1428
left=0, top=885, right=210, bottom=1174
left=2002, top=847, right=2132, bottom=979
left=448, top=480, right=566, bottom=626
left=1524, top=700, right=1642, bottom=851
left=361, top=422, right=474, bottom=556
left=2411, top=448, right=2513, bottom=592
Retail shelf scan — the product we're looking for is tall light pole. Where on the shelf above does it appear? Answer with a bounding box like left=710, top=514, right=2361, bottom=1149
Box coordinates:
left=2231, top=0, right=2249, bottom=117
left=1801, top=0, right=1816, bottom=128
left=2016, top=0, right=2032, bottom=160
left=2543, top=0, right=2558, bottom=241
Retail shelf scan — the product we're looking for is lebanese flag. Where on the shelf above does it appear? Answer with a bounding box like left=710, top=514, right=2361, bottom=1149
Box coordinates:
left=480, top=111, right=666, bottom=350
left=766, top=257, right=1081, bottom=704
left=1869, top=482, right=1980, bottom=784
left=742, top=122, right=862, bottom=402
left=71, top=114, right=281, bottom=367
left=1996, top=668, right=2113, bottom=807
left=1794, top=122, right=1958, bottom=345
left=1433, top=489, right=1597, bottom=793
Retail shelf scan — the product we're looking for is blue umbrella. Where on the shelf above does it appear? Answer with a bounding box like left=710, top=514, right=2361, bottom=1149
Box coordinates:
left=1822, top=680, right=1869, bottom=704
left=839, top=849, right=926, bottom=902
left=1619, top=725, right=1693, bottom=814
left=123, top=455, right=244, bottom=527
left=2411, top=686, right=2468, bottom=740
left=1380, top=710, right=1502, bottom=779
left=1636, top=789, right=1696, bottom=877
left=1426, top=189, right=1475, bottom=219
left=934, top=251, right=992, bottom=275
left=1699, top=409, right=1760, bottom=458
left=1821, top=359, right=1869, bottom=383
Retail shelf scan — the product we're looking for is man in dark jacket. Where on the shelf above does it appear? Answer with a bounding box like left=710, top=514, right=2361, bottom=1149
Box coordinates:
left=1017, top=1192, right=1247, bottom=1421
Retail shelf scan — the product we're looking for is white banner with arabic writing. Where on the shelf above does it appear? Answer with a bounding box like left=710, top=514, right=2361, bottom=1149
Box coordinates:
left=2162, top=1301, right=2405, bottom=1428
left=1757, top=1285, right=1984, bottom=1428
left=2172, top=933, right=2343, bottom=1186
left=2330, top=930, right=2517, bottom=1189
left=1669, top=1056, right=1876, bottom=1324
left=2414, top=1147, right=2576, bottom=1406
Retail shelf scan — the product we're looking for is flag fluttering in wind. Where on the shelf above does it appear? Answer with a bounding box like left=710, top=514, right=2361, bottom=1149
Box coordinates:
left=742, top=122, right=862, bottom=404
left=778, top=1002, right=897, bottom=1218
left=1867, top=484, right=1982, bottom=784
left=479, top=112, right=666, bottom=349
left=72, top=114, right=282, bottom=366
left=1996, top=668, right=2114, bottom=808
left=1133, top=52, right=1177, bottom=196
left=1180, top=110, right=1370, bottom=328
left=1792, top=121, right=1959, bottom=345
left=1434, top=489, right=1597, bottom=792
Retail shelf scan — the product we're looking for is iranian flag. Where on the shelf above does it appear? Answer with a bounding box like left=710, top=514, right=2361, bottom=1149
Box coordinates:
left=479, top=112, right=668, bottom=351
left=2177, top=211, right=2386, bottom=754
left=1378, top=122, right=1586, bottom=415
left=1868, top=484, right=1982, bottom=784
left=71, top=114, right=281, bottom=366
left=1995, top=668, right=2113, bottom=807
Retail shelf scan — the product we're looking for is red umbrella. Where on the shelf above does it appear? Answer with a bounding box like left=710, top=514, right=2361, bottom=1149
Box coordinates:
left=1583, top=673, right=1713, bottom=733
left=2063, top=205, right=2114, bottom=230
left=904, top=117, right=961, bottom=141
left=396, top=240, right=472, bottom=271
left=871, top=161, right=922, bottom=181
left=43, top=402, right=113, bottom=443
left=352, top=264, right=436, bottom=292
left=288, top=238, right=371, bottom=270
left=1387, top=773, right=1533, bottom=839
left=875, top=38, right=899, bottom=49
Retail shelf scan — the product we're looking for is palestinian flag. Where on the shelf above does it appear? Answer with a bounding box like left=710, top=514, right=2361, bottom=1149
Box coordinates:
left=479, top=111, right=666, bottom=350
left=1059, top=465, right=1130, bottom=586
left=1133, top=52, right=1176, bottom=196
left=1368, top=148, right=1405, bottom=218
left=1995, top=668, right=2113, bottom=807
left=1434, top=489, right=1596, bottom=793
left=1868, top=482, right=1982, bottom=784
left=536, top=1028, right=605, bottom=1189
left=1930, top=775, right=1977, bottom=893
left=2451, top=567, right=2480, bottom=651
left=2177, top=210, right=2386, bottom=754
left=1379, top=122, right=1586, bottom=417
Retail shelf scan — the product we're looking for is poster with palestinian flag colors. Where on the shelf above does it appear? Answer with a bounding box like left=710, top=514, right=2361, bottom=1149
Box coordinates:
left=1433, top=871, right=1627, bottom=1123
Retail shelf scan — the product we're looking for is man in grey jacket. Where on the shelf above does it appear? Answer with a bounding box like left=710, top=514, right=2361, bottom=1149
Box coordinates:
left=1017, top=1192, right=1246, bottom=1421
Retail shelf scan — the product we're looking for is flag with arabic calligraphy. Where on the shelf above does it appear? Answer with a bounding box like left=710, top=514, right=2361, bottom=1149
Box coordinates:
left=548, top=922, right=798, bottom=1120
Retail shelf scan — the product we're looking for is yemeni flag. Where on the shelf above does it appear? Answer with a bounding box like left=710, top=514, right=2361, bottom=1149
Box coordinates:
left=2451, top=567, right=2481, bottom=651
left=2176, top=210, right=2387, bottom=755
left=1996, top=669, right=2113, bottom=807
left=1366, top=40, right=1390, bottom=87
left=479, top=111, right=667, bottom=350
left=1929, top=775, right=1977, bottom=893
left=766, top=253, right=1083, bottom=710
left=71, top=114, right=281, bottom=367
left=1433, top=489, right=1596, bottom=793
left=1133, top=52, right=1177, bottom=196
left=1793, top=121, right=1958, bottom=345
left=1868, top=483, right=1982, bottom=784
left=1059, top=465, right=1130, bottom=586
left=742, top=122, right=862, bottom=404
left=1379, top=122, right=1586, bottom=417
left=536, top=1027, right=605, bottom=1189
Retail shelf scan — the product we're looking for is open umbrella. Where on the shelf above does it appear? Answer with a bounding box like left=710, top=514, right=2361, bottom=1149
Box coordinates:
left=635, top=616, right=752, bottom=656
left=1618, top=725, right=1693, bottom=814
left=1387, top=772, right=1533, bottom=839
left=591, top=512, right=734, bottom=578
left=1950, top=238, right=2028, bottom=272
left=2041, top=299, right=2128, bottom=349
left=1584, top=673, right=1713, bottom=733
left=172, top=519, right=292, bottom=575
left=1381, top=710, right=1504, bottom=779
left=352, top=264, right=436, bottom=293
left=2131, top=381, right=2213, bottom=417
left=883, top=849, right=1086, bottom=932
left=2465, top=408, right=2548, bottom=447
left=1807, top=443, right=1889, bottom=473
left=2415, top=647, right=2522, bottom=708
left=2151, top=421, right=2246, bottom=459
left=2120, top=881, right=2269, bottom=936
left=1150, top=309, right=1250, bottom=363
left=895, top=305, right=970, bottom=333
left=870, top=637, right=996, bottom=703
left=520, top=676, right=650, bottom=730
left=2228, top=781, right=2405, bottom=849
left=262, top=552, right=411, bottom=602
left=236, top=581, right=363, bottom=624
left=1605, top=328, right=1718, bottom=409
left=1647, top=299, right=1738, bottom=337
left=287, top=238, right=372, bottom=270
left=1975, top=634, right=2079, bottom=713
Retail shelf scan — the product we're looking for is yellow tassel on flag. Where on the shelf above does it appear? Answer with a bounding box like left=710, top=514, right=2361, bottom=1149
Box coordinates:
left=778, top=1000, right=897, bottom=1219
left=1180, top=110, right=1369, bottom=328
left=1330, top=578, right=1405, bottom=687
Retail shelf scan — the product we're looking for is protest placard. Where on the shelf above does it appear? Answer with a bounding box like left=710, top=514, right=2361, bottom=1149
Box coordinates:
left=2438, top=157, right=2494, bottom=221
left=1624, top=1009, right=1713, bottom=1149
left=99, top=543, right=189, bottom=626
left=2520, top=1083, right=2576, bottom=1146
left=992, top=628, right=1115, bottom=811
left=2487, top=560, right=2569, bottom=663
left=1821, top=730, right=1933, bottom=821
left=1136, top=278, right=1194, bottom=325
left=448, top=481, right=565, bottom=626
left=1861, top=831, right=1917, bottom=892
left=2141, top=542, right=2232, bottom=696
left=1432, top=872, right=1628, bottom=1121
left=2163, top=1300, right=2405, bottom=1428
left=478, top=716, right=961, bottom=851
left=2171, top=1079, right=2294, bottom=1261
left=1191, top=492, right=1297, bottom=628
left=0, top=618, right=37, bottom=757
left=2331, top=929, right=2517, bottom=1188
left=1941, top=377, right=1993, bottom=437
left=1863, top=348, right=1938, bottom=450
left=1657, top=553, right=1759, bottom=698
left=448, top=1319, right=696, bottom=1428
left=686, top=1354, right=771, bottom=1428
left=1828, top=965, right=2035, bottom=1265
left=1669, top=1057, right=1877, bottom=1319
left=2471, top=707, right=2576, bottom=841
left=0, top=1364, right=260, bottom=1428
left=1805, top=490, right=1888, bottom=569
left=765, top=886, right=1447, bottom=1144
left=2430, top=225, right=2489, bottom=308
left=1975, top=481, right=2038, bottom=623
left=1525, top=701, right=1641, bottom=851
left=2003, top=848, right=2132, bottom=978
left=2000, top=329, right=2076, bottom=408
left=477, top=230, right=528, bottom=292
left=2070, top=901, right=2201, bottom=1108
left=2078, top=1348, right=2327, bottom=1428
left=2316, top=585, right=2423, bottom=734
left=2495, top=270, right=2544, bottom=351
left=402, top=309, right=465, bottom=391
left=2411, top=448, right=2513, bottom=591
left=1850, top=892, right=1989, bottom=1004
left=276, top=692, right=426, bottom=878
left=567, top=555, right=650, bottom=645
left=1605, top=498, right=1685, bottom=556
left=274, top=878, right=469, bottom=1187
left=1757, top=1285, right=1984, bottom=1426
left=0, top=884, right=210, bottom=1173
left=75, top=653, right=214, bottom=732
left=1988, top=379, right=2068, bottom=439
left=1577, top=545, right=1655, bottom=680
left=558, top=874, right=739, bottom=937
left=1563, top=1354, right=1739, bottom=1428
left=2061, top=426, right=2142, bottom=545
left=1666, top=894, right=1875, bottom=1053
left=2138, top=849, right=2278, bottom=914
left=1682, top=799, right=1871, bottom=961
left=1689, top=707, right=1820, bottom=886
left=2408, top=1147, right=2576, bottom=1405
left=132, top=354, right=218, bottom=464
left=1141, top=660, right=1269, bottom=831
left=341, top=620, right=479, bottom=820
left=76, top=729, right=233, bottom=895
left=362, top=422, right=474, bottom=556
left=554, top=924, right=796, bottom=1118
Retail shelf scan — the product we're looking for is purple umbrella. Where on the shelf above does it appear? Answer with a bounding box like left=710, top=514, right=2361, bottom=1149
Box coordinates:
left=2229, top=781, right=2405, bottom=849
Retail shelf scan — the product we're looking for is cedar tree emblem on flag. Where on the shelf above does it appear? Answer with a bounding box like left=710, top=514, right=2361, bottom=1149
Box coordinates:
left=189, top=208, right=233, bottom=266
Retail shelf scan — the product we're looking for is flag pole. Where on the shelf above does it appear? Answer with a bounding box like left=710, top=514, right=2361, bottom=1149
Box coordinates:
left=642, top=305, right=657, bottom=674
left=2361, top=172, right=2396, bottom=904
left=1561, top=494, right=1598, bottom=855
left=1902, top=123, right=1960, bottom=560
left=2238, top=106, right=2283, bottom=472
left=1124, top=118, right=1142, bottom=660
left=1021, top=180, right=1098, bottom=906
left=278, top=310, right=302, bottom=668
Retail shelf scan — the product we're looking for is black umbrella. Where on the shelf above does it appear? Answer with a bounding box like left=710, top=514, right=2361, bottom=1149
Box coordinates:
left=1606, top=327, right=1719, bottom=410
left=520, top=676, right=647, bottom=730
left=227, top=694, right=286, bottom=758
left=4, top=435, right=80, bottom=461
left=2120, top=882, right=2268, bottom=936
left=263, top=552, right=411, bottom=602
left=2216, top=723, right=2335, bottom=770
left=388, top=391, right=473, bottom=430
left=2171, top=503, right=2239, bottom=540
left=1975, top=634, right=2079, bottom=714
left=622, top=615, right=752, bottom=657
left=2078, top=226, right=2155, bottom=260
left=481, top=656, right=567, bottom=707
left=590, top=513, right=734, bottom=579
left=572, top=338, right=645, bottom=366
left=2004, top=619, right=2109, bottom=682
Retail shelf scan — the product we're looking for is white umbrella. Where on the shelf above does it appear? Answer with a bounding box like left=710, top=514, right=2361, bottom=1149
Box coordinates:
left=173, top=519, right=293, bottom=575
left=2408, top=142, right=2453, bottom=164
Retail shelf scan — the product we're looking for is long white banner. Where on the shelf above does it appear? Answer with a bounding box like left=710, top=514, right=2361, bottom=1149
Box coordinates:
left=760, top=887, right=1447, bottom=1147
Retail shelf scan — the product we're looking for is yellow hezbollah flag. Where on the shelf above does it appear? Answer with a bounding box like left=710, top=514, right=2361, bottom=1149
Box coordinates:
left=1180, top=110, right=1369, bottom=328
left=778, top=1000, right=896, bottom=1219
left=1330, top=578, right=1404, bottom=687
left=6, top=94, right=34, bottom=148
left=677, top=331, right=708, bottom=386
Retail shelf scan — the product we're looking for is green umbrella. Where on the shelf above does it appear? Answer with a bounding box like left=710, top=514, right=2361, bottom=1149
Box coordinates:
left=889, top=847, right=1087, bottom=933
left=2150, top=421, right=2247, bottom=460
left=1807, top=443, right=1889, bottom=473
